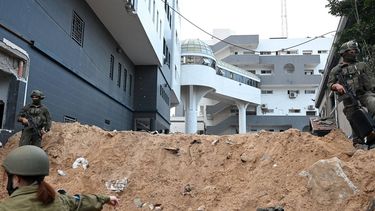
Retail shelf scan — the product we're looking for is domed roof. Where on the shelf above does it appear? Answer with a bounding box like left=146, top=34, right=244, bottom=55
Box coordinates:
left=181, top=39, right=215, bottom=58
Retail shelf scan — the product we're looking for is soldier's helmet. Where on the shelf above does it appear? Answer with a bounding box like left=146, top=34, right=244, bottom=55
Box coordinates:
left=30, top=90, right=45, bottom=100
left=2, top=145, right=49, bottom=176
left=339, top=40, right=360, bottom=55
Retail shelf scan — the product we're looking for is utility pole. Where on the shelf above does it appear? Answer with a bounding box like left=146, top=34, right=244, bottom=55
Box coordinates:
left=281, top=0, right=288, bottom=38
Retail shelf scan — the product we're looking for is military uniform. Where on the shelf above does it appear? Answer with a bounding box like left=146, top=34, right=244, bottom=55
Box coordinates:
left=328, top=61, right=375, bottom=118
left=1, top=146, right=119, bottom=210
left=0, top=185, right=110, bottom=211
left=327, top=40, right=375, bottom=145
left=17, top=90, right=51, bottom=147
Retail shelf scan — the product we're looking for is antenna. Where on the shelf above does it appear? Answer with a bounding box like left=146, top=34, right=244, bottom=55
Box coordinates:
left=281, top=0, right=288, bottom=38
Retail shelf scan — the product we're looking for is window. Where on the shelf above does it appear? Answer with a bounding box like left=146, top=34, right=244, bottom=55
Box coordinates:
left=288, top=90, right=300, bottom=94
left=243, top=51, right=254, bottom=55
left=260, top=51, right=271, bottom=55
left=152, top=0, right=155, bottom=22
left=318, top=50, right=328, bottom=54
left=156, top=11, right=159, bottom=31
left=305, top=90, right=315, bottom=94
left=304, top=69, right=314, bottom=75
left=109, top=55, right=114, bottom=80
left=260, top=70, right=272, bottom=74
left=289, top=109, right=301, bottom=113
left=261, top=90, right=273, bottom=94
left=105, top=119, right=111, bottom=125
left=123, top=68, right=128, bottom=92
left=306, top=111, right=316, bottom=116
left=248, top=70, right=256, bottom=74
left=64, top=115, right=77, bottom=123
left=71, top=11, right=84, bottom=46
left=117, top=63, right=122, bottom=87
left=302, top=50, right=313, bottom=55
left=278, top=50, right=298, bottom=55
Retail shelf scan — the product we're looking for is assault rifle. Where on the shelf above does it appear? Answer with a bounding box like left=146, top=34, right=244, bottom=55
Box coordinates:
left=336, top=65, right=375, bottom=143
left=25, top=115, right=42, bottom=141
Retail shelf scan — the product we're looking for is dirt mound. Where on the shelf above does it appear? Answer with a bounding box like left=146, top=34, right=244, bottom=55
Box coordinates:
left=1, top=122, right=375, bottom=211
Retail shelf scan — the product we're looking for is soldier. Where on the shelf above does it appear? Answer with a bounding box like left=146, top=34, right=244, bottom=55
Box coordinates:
left=0, top=145, right=119, bottom=210
left=327, top=40, right=375, bottom=147
left=17, top=90, right=51, bottom=147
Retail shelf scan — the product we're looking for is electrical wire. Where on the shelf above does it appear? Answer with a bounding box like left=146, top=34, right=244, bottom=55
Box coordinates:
left=162, top=0, right=336, bottom=53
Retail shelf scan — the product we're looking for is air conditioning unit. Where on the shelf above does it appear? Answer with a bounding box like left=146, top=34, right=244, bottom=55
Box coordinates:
left=308, top=105, right=315, bottom=110
left=289, top=92, right=297, bottom=99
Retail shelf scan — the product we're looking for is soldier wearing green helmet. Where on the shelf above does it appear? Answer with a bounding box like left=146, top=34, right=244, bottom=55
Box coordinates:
left=17, top=89, right=52, bottom=147
left=327, top=40, right=375, bottom=148
left=0, top=145, right=119, bottom=210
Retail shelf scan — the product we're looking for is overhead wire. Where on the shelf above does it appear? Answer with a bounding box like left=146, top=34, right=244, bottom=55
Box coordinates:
left=162, top=0, right=336, bottom=53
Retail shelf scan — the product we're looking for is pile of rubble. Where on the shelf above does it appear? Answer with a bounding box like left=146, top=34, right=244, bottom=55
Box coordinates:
left=1, top=122, right=375, bottom=210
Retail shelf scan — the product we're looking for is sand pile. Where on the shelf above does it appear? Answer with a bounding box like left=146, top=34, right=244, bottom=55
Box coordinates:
left=1, top=122, right=375, bottom=211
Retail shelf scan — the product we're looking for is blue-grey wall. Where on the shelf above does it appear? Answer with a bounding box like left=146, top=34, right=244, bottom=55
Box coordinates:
left=0, top=0, right=137, bottom=136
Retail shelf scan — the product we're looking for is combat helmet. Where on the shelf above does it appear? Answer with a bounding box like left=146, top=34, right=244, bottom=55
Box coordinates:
left=2, top=145, right=49, bottom=176
left=339, top=40, right=360, bottom=55
left=30, top=90, right=45, bottom=99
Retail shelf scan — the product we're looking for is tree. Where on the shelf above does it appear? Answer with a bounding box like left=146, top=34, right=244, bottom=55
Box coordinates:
left=326, top=0, right=375, bottom=60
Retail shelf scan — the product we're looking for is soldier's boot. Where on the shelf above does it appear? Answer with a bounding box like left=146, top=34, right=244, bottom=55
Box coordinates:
left=352, top=137, right=367, bottom=149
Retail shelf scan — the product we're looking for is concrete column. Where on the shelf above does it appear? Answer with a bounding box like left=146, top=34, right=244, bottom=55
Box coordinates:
left=182, top=85, right=213, bottom=134
left=236, top=101, right=249, bottom=134
left=185, top=86, right=197, bottom=133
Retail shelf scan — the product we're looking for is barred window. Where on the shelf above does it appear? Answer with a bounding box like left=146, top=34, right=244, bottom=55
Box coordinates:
left=117, top=63, right=122, bottom=87
left=71, top=11, right=84, bottom=46
left=109, top=55, right=114, bottom=80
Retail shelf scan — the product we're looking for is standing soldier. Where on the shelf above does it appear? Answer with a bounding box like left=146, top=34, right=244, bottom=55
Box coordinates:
left=328, top=40, right=375, bottom=148
left=17, top=90, right=51, bottom=147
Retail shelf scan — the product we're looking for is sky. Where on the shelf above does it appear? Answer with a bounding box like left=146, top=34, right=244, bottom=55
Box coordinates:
left=179, top=0, right=341, bottom=41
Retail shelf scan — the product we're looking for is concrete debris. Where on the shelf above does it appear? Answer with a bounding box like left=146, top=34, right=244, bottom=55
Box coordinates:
left=182, top=184, right=192, bottom=196
left=301, top=157, right=358, bottom=205
left=72, top=157, right=89, bottom=169
left=163, top=146, right=179, bottom=154
left=57, top=169, right=66, bottom=176
left=105, top=178, right=128, bottom=192
left=225, top=140, right=235, bottom=145
left=154, top=204, right=163, bottom=210
left=133, top=197, right=143, bottom=208
left=197, top=205, right=205, bottom=211
left=211, top=139, right=219, bottom=145
left=190, top=139, right=201, bottom=144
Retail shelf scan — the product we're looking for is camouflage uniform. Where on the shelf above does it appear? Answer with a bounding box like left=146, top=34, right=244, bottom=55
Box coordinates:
left=328, top=61, right=375, bottom=118
left=17, top=90, right=51, bottom=147
left=0, top=185, right=111, bottom=211
left=327, top=40, right=375, bottom=143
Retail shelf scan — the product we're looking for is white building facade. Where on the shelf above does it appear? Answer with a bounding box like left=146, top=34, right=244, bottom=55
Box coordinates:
left=172, top=35, right=333, bottom=135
